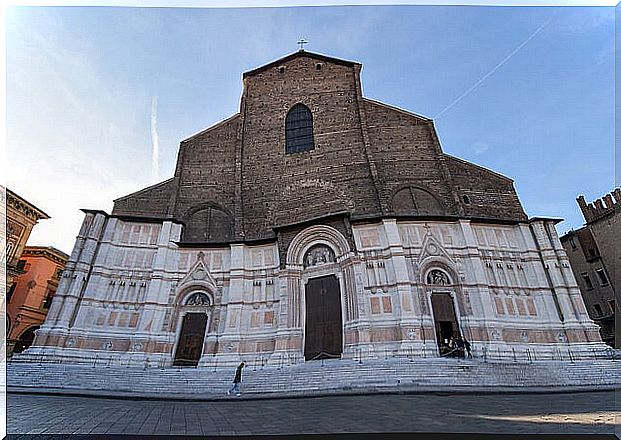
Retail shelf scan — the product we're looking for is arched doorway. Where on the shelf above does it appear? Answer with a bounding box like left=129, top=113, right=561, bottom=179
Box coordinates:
left=173, top=292, right=211, bottom=367
left=303, top=245, right=343, bottom=361
left=13, top=326, right=39, bottom=354
left=426, top=269, right=462, bottom=355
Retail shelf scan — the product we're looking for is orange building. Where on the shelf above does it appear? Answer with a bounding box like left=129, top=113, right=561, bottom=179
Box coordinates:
left=7, top=246, right=68, bottom=355
left=4, top=188, right=50, bottom=290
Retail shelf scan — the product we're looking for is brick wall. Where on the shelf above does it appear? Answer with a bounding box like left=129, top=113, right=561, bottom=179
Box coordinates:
left=363, top=100, right=459, bottom=216
left=240, top=55, right=379, bottom=240
left=172, top=115, right=239, bottom=225
left=560, top=226, right=617, bottom=346
left=111, top=51, right=528, bottom=251
left=588, top=202, right=620, bottom=295
left=445, top=156, right=526, bottom=221
left=113, top=179, right=175, bottom=218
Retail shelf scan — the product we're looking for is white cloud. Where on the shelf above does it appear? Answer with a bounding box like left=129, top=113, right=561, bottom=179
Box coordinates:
left=473, top=141, right=490, bottom=154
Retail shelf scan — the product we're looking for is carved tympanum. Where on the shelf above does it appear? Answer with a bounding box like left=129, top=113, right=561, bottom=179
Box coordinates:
left=303, top=244, right=336, bottom=268
left=185, top=292, right=211, bottom=306
left=426, top=269, right=451, bottom=286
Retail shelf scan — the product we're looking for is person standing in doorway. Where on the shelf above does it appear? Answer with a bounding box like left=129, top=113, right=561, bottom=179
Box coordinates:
left=447, top=336, right=456, bottom=357
left=227, top=361, right=245, bottom=396
left=464, top=337, right=472, bottom=358
left=455, top=335, right=466, bottom=358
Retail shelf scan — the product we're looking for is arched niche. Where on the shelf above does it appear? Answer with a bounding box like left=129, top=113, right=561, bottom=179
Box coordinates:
left=303, top=244, right=337, bottom=268
left=392, top=186, right=445, bottom=216
left=182, top=204, right=233, bottom=243
left=184, top=292, right=212, bottom=307
left=419, top=257, right=459, bottom=288
left=425, top=268, right=453, bottom=286
left=286, top=224, right=351, bottom=268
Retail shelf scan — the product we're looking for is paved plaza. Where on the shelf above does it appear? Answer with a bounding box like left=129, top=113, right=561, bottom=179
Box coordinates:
left=6, top=390, right=619, bottom=436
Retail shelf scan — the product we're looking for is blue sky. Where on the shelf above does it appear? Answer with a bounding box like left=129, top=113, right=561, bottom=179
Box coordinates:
left=6, top=5, right=615, bottom=254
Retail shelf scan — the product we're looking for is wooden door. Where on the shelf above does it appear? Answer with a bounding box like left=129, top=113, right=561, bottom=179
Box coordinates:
left=173, top=313, right=208, bottom=367
left=431, top=293, right=460, bottom=349
left=304, top=275, right=343, bottom=361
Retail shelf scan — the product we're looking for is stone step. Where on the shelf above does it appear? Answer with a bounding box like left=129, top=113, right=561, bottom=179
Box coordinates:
left=8, top=357, right=620, bottom=395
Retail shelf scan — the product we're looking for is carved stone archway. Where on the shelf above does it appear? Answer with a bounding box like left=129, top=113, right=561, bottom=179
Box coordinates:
left=420, top=263, right=465, bottom=356
left=284, top=225, right=353, bottom=362
left=172, top=289, right=214, bottom=367
left=286, top=224, right=352, bottom=268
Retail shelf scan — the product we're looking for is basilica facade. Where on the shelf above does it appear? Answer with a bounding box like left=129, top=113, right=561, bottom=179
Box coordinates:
left=24, top=51, right=605, bottom=367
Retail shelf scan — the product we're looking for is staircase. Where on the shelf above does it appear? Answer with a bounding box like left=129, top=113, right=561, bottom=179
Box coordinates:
left=6, top=357, right=620, bottom=400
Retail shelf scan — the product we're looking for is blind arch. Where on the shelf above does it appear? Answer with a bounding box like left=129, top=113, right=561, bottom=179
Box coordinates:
left=182, top=205, right=233, bottom=243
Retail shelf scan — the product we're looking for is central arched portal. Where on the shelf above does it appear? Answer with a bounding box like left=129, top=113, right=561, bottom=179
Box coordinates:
left=304, top=275, right=343, bottom=361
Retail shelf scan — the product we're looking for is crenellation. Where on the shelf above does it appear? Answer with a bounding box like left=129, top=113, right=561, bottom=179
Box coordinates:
left=561, top=188, right=619, bottom=347
left=577, top=188, right=621, bottom=223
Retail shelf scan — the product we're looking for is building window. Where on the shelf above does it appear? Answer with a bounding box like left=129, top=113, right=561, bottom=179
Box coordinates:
left=7, top=282, right=17, bottom=303
left=593, top=303, right=603, bottom=317
left=462, top=195, right=471, bottom=204
left=285, top=103, right=314, bottom=154
left=16, top=259, right=27, bottom=271
left=569, top=237, right=577, bottom=249
left=581, top=273, right=593, bottom=290
left=42, top=290, right=55, bottom=309
left=595, top=268, right=609, bottom=286
left=4, top=241, right=15, bottom=262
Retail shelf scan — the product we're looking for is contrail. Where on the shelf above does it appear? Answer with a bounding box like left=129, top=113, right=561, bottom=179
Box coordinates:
left=151, top=96, right=159, bottom=183
left=434, top=8, right=563, bottom=120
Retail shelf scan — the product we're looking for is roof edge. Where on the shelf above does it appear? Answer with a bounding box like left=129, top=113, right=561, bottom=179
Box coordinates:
left=242, top=50, right=360, bottom=78
left=79, top=209, right=184, bottom=226
left=22, top=245, right=70, bottom=261
left=6, top=188, right=51, bottom=220
left=363, top=98, right=431, bottom=121
left=444, top=154, right=514, bottom=183
left=529, top=216, right=564, bottom=225
left=181, top=113, right=240, bottom=143
left=113, top=178, right=174, bottom=203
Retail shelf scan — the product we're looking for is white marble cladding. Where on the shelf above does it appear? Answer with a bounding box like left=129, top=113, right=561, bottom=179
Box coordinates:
left=23, top=212, right=606, bottom=367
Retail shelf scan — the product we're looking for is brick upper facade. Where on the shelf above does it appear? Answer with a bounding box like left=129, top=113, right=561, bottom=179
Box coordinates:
left=112, top=51, right=527, bottom=245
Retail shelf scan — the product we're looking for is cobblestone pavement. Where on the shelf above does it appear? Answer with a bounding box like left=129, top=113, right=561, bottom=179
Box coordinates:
left=6, top=391, right=619, bottom=436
